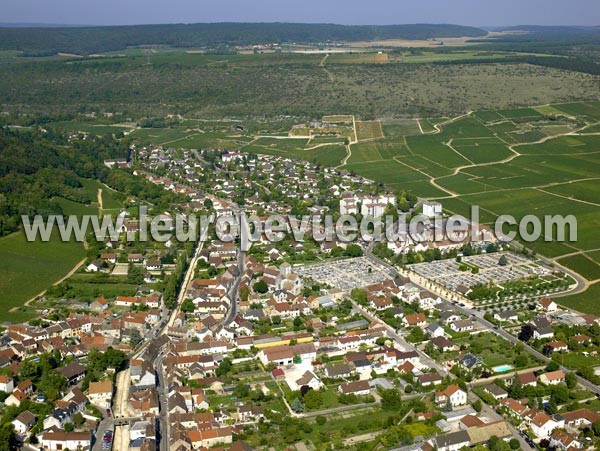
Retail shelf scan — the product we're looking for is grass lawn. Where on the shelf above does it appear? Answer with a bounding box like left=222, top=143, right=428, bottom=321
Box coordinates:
left=404, top=422, right=439, bottom=439
left=552, top=352, right=600, bottom=370
left=0, top=231, right=85, bottom=322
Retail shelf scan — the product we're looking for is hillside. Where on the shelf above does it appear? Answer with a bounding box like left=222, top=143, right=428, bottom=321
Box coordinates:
left=0, top=22, right=487, bottom=55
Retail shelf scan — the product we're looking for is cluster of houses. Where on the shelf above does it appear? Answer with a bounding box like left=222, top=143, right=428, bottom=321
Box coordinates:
left=0, top=359, right=114, bottom=450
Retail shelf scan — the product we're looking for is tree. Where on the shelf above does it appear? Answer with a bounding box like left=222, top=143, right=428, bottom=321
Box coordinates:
left=127, top=264, right=145, bottom=285
left=472, top=399, right=482, bottom=413
left=565, top=371, right=577, bottom=389
left=215, top=358, right=232, bottom=377
left=239, top=285, right=250, bottom=302
left=509, top=438, right=520, bottom=450
left=0, top=424, right=17, bottom=451
left=253, top=280, right=268, bottom=294
left=380, top=389, right=403, bottom=410
left=498, top=255, right=508, bottom=266
left=344, top=244, right=363, bottom=258
left=72, top=412, right=85, bottom=426
left=350, top=288, right=368, bottom=305
left=291, top=398, right=304, bottom=413
left=514, top=354, right=528, bottom=368
left=518, top=324, right=534, bottom=342
left=180, top=299, right=195, bottom=313
left=316, top=415, right=326, bottom=425
left=130, top=329, right=142, bottom=346
left=303, top=389, right=323, bottom=410
left=487, top=435, right=512, bottom=451
left=592, top=420, right=600, bottom=436
left=406, top=327, right=425, bottom=343
left=233, top=383, right=250, bottom=398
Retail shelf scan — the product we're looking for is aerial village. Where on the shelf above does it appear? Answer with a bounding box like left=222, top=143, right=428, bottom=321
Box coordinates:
left=0, top=141, right=598, bottom=451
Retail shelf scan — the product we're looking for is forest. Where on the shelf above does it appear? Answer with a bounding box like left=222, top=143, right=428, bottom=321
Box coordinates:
left=0, top=127, right=181, bottom=237
left=0, top=22, right=486, bottom=55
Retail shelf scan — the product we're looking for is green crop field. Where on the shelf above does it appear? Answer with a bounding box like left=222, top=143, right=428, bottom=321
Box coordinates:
left=382, top=120, right=422, bottom=137
left=333, top=101, right=600, bottom=304
left=557, top=282, right=600, bottom=315
left=557, top=254, right=600, bottom=281
left=453, top=140, right=513, bottom=164
left=348, top=140, right=410, bottom=164
left=0, top=231, right=85, bottom=322
left=553, top=100, right=600, bottom=121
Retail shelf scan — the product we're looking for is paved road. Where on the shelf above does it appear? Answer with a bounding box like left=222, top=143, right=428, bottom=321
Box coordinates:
left=91, top=418, right=114, bottom=451
left=219, top=248, right=245, bottom=330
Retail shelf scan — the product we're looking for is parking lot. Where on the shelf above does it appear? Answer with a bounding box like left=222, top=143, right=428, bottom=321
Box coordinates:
left=296, top=256, right=394, bottom=291
left=408, top=253, right=551, bottom=292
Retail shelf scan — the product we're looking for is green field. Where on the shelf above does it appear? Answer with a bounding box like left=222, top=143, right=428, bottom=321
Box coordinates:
left=0, top=231, right=85, bottom=322
left=348, top=140, right=410, bottom=164
left=557, top=282, right=600, bottom=315
left=336, top=101, right=600, bottom=306
left=0, top=178, right=123, bottom=321
left=557, top=254, right=600, bottom=281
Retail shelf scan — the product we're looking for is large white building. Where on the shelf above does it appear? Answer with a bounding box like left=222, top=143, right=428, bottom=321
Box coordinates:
left=423, top=201, right=442, bottom=218
left=339, top=193, right=396, bottom=217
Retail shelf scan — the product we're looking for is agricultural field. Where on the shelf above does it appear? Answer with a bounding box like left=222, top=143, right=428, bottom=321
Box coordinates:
left=557, top=282, right=600, bottom=315
left=355, top=120, right=384, bottom=141
left=347, top=140, right=410, bottom=164
left=557, top=254, right=600, bottom=282
left=382, top=119, right=422, bottom=137
left=327, top=52, right=389, bottom=64
left=330, top=101, right=600, bottom=297
left=0, top=230, right=85, bottom=322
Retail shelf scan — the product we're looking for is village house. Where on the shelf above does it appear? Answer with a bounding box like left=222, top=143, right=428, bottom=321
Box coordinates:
left=539, top=369, right=566, bottom=385
left=12, top=410, right=36, bottom=436
left=88, top=379, right=113, bottom=409
left=41, top=431, right=92, bottom=451
left=517, top=371, right=538, bottom=387
left=530, top=412, right=564, bottom=438
left=494, top=310, right=519, bottom=322
left=449, top=320, right=474, bottom=333
left=0, top=375, right=14, bottom=393
left=544, top=340, right=568, bottom=354
left=403, top=313, right=428, bottom=328
left=338, top=380, right=371, bottom=396
left=435, top=384, right=467, bottom=408
left=539, top=297, right=558, bottom=312
left=483, top=384, right=508, bottom=400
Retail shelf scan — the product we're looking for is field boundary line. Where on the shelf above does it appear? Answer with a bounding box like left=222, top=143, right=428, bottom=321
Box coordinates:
left=535, top=188, right=600, bottom=208
left=10, top=257, right=87, bottom=312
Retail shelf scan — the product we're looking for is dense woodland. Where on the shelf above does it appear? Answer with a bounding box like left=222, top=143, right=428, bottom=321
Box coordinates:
left=0, top=127, right=181, bottom=237
left=472, top=25, right=600, bottom=56
left=0, top=22, right=486, bottom=55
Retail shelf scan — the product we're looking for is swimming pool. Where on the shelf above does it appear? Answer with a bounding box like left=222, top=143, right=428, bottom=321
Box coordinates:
left=493, top=364, right=513, bottom=373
